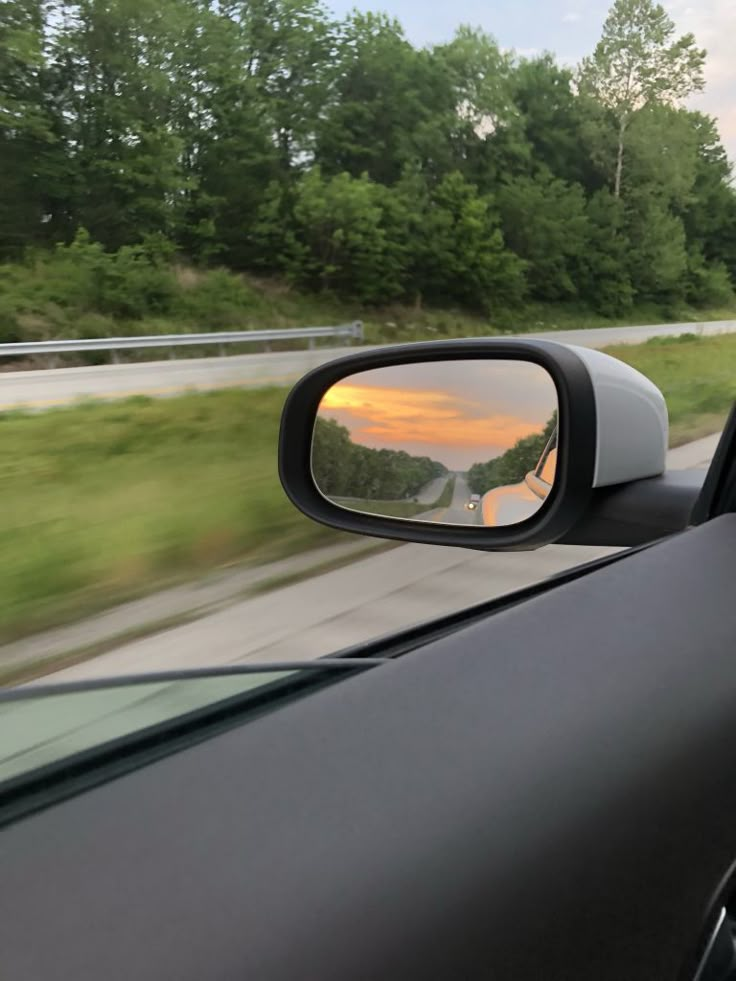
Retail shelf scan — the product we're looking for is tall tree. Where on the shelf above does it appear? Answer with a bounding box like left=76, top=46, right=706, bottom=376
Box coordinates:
left=497, top=169, right=589, bottom=301
left=0, top=0, right=55, bottom=255
left=46, top=0, right=191, bottom=248
left=234, top=0, right=337, bottom=170
left=579, top=0, right=705, bottom=197
left=315, top=12, right=454, bottom=185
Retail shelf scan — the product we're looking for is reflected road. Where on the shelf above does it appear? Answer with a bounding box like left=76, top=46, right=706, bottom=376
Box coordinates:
left=424, top=473, right=483, bottom=526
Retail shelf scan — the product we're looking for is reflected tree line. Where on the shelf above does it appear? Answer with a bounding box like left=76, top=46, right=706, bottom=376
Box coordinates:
left=313, top=417, right=447, bottom=500
left=467, top=412, right=558, bottom=495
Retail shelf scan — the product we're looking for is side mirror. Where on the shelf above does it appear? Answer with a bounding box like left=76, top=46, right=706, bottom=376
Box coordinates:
left=278, top=339, right=669, bottom=551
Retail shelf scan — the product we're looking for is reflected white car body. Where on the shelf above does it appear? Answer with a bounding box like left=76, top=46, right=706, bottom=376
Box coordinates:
left=481, top=438, right=557, bottom=528
left=482, top=479, right=545, bottom=526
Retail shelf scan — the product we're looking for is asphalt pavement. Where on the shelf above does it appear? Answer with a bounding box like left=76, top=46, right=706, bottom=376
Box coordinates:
left=2, top=319, right=734, bottom=410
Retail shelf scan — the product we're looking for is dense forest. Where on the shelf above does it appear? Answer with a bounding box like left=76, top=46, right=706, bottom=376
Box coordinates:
left=467, top=413, right=557, bottom=494
left=2, top=0, right=736, bottom=334
left=312, top=417, right=447, bottom=499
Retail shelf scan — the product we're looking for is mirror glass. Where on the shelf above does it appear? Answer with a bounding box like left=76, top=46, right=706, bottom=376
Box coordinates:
left=311, top=359, right=558, bottom=528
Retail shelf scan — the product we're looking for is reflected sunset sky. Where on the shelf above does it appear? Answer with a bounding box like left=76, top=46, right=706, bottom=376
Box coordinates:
left=318, top=360, right=558, bottom=470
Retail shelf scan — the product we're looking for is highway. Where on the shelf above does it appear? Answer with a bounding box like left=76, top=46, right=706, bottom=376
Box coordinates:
left=423, top=472, right=482, bottom=524
left=1, top=319, right=734, bottom=410
left=35, top=433, right=719, bottom=683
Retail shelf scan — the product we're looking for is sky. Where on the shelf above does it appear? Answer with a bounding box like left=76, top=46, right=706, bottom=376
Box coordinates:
left=318, top=360, right=557, bottom=469
left=328, top=0, right=736, bottom=164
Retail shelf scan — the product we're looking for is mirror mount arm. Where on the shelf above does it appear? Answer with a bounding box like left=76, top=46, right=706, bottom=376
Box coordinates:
left=559, top=470, right=705, bottom=547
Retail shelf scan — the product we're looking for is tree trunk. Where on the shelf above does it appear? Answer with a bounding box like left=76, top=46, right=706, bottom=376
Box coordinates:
left=614, top=115, right=627, bottom=199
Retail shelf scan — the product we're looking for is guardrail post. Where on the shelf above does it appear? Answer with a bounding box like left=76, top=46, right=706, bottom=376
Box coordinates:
left=308, top=337, right=315, bottom=350
left=111, top=350, right=120, bottom=365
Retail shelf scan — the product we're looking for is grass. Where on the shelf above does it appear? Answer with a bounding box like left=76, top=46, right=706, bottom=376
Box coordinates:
left=332, top=475, right=456, bottom=519
left=604, top=332, right=736, bottom=446
left=0, top=388, right=350, bottom=642
left=0, top=332, right=734, bottom=644
left=4, top=257, right=735, bottom=366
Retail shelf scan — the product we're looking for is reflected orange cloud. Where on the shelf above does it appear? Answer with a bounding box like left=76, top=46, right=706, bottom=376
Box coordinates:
left=319, top=383, right=546, bottom=451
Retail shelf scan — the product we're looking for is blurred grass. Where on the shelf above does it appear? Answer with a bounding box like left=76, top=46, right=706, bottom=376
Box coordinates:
left=1, top=332, right=734, bottom=642
left=605, top=332, right=736, bottom=446
left=0, top=388, right=347, bottom=641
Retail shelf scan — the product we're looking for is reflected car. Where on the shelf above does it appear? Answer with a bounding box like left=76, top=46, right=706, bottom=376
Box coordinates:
left=466, top=493, right=481, bottom=511
left=482, top=430, right=558, bottom=527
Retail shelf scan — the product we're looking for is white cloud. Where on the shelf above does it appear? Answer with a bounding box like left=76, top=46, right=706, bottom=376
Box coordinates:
left=562, top=11, right=581, bottom=23
left=664, top=0, right=736, bottom=162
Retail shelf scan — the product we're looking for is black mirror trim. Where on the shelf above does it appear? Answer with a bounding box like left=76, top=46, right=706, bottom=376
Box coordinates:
left=278, top=339, right=598, bottom=550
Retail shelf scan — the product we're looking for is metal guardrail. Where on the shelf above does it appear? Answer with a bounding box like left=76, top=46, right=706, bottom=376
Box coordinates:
left=0, top=322, right=364, bottom=360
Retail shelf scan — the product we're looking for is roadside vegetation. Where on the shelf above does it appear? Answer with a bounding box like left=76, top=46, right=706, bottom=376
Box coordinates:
left=335, top=477, right=457, bottom=519
left=1, top=237, right=734, bottom=360
left=0, top=333, right=732, bottom=643
left=2, top=0, right=735, bottom=349
left=312, top=417, right=447, bottom=500
left=605, top=333, right=736, bottom=446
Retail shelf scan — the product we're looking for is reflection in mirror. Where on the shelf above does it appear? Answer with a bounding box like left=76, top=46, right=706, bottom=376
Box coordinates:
left=311, top=360, right=559, bottom=528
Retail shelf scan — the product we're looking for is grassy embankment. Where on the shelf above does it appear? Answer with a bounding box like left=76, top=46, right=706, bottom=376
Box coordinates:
left=334, top=475, right=456, bottom=519
left=0, top=332, right=734, bottom=642
left=2, top=252, right=735, bottom=358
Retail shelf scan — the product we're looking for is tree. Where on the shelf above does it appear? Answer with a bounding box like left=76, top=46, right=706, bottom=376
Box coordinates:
left=508, top=54, right=592, bottom=187
left=625, top=194, right=688, bottom=302
left=0, top=0, right=57, bottom=256
left=253, top=168, right=407, bottom=302
left=45, top=0, right=192, bottom=248
left=681, top=113, right=736, bottom=284
left=467, top=412, right=557, bottom=495
left=400, top=170, right=526, bottom=312
left=312, top=417, right=446, bottom=499
left=233, top=0, right=337, bottom=171
left=315, top=13, right=453, bottom=185
left=579, top=189, right=633, bottom=315
left=579, top=0, right=705, bottom=197
left=496, top=170, right=589, bottom=301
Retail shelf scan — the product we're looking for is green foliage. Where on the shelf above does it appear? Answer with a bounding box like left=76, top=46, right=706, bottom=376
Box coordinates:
left=402, top=170, right=526, bottom=311
left=579, top=0, right=705, bottom=197
left=497, top=171, right=588, bottom=301
left=685, top=250, right=734, bottom=307
left=0, top=0, right=734, bottom=317
left=467, top=413, right=557, bottom=495
left=255, top=168, right=407, bottom=303
left=579, top=190, right=634, bottom=315
left=0, top=230, right=269, bottom=338
left=312, top=417, right=447, bottom=500
left=625, top=196, right=688, bottom=301
left=0, top=388, right=347, bottom=640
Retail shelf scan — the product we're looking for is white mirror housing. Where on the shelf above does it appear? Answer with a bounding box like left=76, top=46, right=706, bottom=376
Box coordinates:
left=566, top=345, right=669, bottom=488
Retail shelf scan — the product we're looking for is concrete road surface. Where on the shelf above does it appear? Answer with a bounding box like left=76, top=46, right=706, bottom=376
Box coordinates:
left=37, top=434, right=718, bottom=683
left=2, top=319, right=734, bottom=410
